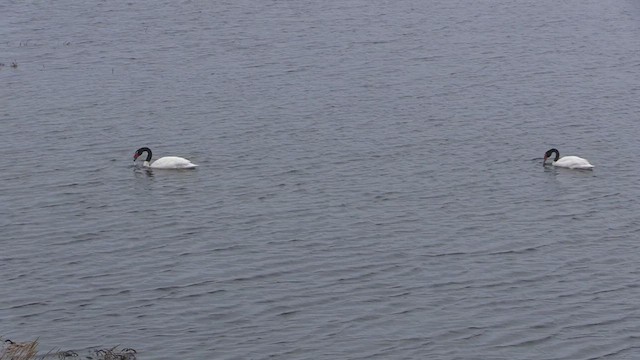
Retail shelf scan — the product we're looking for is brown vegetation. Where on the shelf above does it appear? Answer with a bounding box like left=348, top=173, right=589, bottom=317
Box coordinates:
left=1, top=339, right=38, bottom=360
left=1, top=339, right=136, bottom=360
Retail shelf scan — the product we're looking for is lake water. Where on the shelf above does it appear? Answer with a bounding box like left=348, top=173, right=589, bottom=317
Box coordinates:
left=2, top=0, right=640, bottom=359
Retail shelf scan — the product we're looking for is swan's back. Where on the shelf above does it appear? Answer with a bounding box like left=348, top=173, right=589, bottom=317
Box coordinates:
left=149, top=156, right=198, bottom=169
left=553, top=156, right=594, bottom=169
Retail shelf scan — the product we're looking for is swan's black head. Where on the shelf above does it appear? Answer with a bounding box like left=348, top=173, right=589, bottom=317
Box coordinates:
left=133, top=147, right=152, bottom=162
left=543, top=148, right=560, bottom=164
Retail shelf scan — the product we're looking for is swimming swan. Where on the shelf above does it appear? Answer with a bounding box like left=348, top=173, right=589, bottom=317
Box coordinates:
left=133, top=147, right=198, bottom=169
left=543, top=148, right=593, bottom=169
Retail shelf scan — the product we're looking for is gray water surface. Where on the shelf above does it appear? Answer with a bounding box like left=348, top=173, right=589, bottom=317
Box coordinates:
left=3, top=0, right=640, bottom=359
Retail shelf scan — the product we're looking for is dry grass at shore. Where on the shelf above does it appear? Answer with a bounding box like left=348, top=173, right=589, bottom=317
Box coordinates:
left=1, top=339, right=38, bottom=360
left=1, top=338, right=136, bottom=360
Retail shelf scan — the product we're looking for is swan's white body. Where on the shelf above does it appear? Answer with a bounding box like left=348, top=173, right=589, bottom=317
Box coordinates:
left=134, top=147, right=198, bottom=169
left=551, top=156, right=593, bottom=169
left=144, top=156, right=198, bottom=169
left=543, top=148, right=593, bottom=170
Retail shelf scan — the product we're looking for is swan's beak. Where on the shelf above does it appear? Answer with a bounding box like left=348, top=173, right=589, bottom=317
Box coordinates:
left=543, top=156, right=548, bottom=165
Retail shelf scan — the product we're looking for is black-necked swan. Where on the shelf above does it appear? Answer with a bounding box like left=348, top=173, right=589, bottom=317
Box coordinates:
left=133, top=147, right=198, bottom=169
left=543, top=148, right=593, bottom=169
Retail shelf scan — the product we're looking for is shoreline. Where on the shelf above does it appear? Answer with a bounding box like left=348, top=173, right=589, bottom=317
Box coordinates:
left=1, top=339, right=137, bottom=360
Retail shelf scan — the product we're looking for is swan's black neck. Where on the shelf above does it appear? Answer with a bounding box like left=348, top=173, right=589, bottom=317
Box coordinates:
left=545, top=148, right=560, bottom=161
left=136, top=147, right=153, bottom=162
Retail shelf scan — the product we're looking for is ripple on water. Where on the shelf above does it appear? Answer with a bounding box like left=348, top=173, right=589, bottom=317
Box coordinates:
left=3, top=0, right=640, bottom=359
